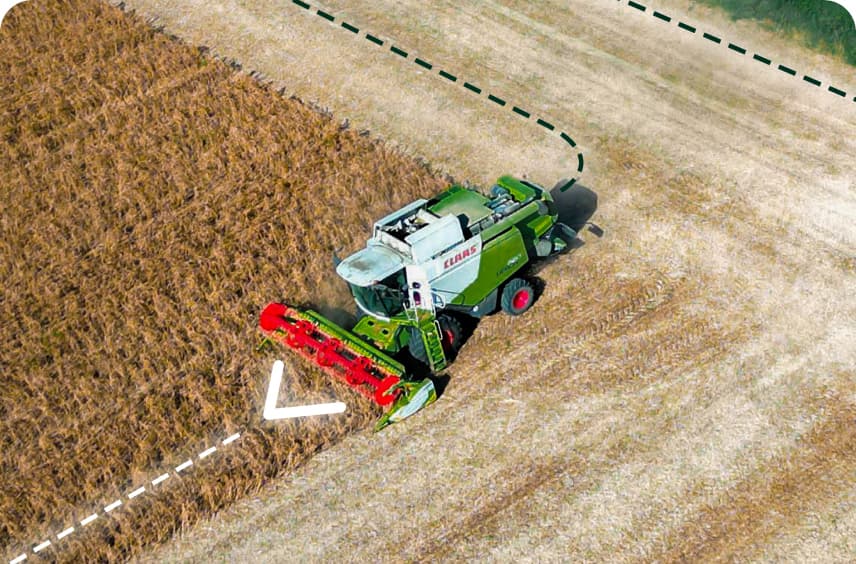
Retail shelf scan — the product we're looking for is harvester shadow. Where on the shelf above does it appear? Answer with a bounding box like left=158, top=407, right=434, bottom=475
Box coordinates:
left=551, top=181, right=600, bottom=234
left=530, top=182, right=602, bottom=276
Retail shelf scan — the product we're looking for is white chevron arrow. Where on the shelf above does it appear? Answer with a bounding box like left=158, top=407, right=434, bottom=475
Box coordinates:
left=263, top=360, right=346, bottom=420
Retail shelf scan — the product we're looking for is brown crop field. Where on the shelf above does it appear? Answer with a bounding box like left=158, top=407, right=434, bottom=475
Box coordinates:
left=0, top=0, right=447, bottom=560
left=3, top=0, right=856, bottom=562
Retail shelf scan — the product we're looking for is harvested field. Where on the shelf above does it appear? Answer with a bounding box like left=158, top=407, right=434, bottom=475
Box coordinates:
left=0, top=0, right=446, bottom=560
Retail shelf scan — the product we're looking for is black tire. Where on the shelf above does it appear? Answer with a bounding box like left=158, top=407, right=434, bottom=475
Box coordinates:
left=408, top=313, right=463, bottom=366
left=408, top=326, right=429, bottom=365
left=501, top=278, right=535, bottom=316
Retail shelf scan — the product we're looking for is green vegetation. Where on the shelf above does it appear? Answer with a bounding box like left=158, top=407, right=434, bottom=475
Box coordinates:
left=699, top=0, right=856, bottom=65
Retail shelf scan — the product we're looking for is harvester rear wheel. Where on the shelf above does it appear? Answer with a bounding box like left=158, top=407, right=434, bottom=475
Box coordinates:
left=501, top=278, right=535, bottom=316
left=438, top=314, right=462, bottom=354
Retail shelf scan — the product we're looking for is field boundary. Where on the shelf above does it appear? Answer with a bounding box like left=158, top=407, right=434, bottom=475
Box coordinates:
left=7, top=432, right=243, bottom=564
left=616, top=0, right=855, bottom=102
left=289, top=0, right=586, bottom=190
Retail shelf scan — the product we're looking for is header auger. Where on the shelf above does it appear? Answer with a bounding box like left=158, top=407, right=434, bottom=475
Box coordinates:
left=259, top=175, right=576, bottom=430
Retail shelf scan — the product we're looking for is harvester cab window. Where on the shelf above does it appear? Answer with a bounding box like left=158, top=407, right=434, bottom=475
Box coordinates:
left=351, top=270, right=406, bottom=318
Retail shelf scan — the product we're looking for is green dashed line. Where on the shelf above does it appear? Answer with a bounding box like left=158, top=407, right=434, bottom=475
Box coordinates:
left=285, top=3, right=585, bottom=191
left=488, top=94, right=506, bottom=106
left=556, top=178, right=576, bottom=191
left=561, top=132, right=576, bottom=147
left=651, top=2, right=856, bottom=102
left=622, top=0, right=849, bottom=102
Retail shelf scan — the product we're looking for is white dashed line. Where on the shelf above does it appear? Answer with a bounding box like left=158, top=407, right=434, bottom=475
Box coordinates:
left=14, top=429, right=244, bottom=563
left=80, top=513, right=98, bottom=526
left=17, top=428, right=244, bottom=558
left=175, top=459, right=193, bottom=473
left=127, top=486, right=145, bottom=499
left=222, top=432, right=240, bottom=445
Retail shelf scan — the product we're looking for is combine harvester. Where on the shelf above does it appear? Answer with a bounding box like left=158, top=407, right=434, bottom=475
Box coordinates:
left=260, top=175, right=576, bottom=430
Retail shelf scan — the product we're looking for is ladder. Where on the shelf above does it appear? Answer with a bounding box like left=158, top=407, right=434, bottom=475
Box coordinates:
left=419, top=313, right=447, bottom=372
left=405, top=265, right=448, bottom=372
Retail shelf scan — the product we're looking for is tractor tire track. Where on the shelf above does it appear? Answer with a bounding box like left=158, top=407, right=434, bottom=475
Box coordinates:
left=401, top=313, right=740, bottom=562
left=646, top=399, right=856, bottom=563
left=398, top=277, right=745, bottom=562
left=449, top=261, right=678, bottom=404
left=404, top=456, right=571, bottom=562
left=386, top=270, right=750, bottom=562
left=530, top=276, right=738, bottom=394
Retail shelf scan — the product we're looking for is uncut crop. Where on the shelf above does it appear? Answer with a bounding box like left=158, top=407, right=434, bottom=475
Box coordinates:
left=0, top=0, right=446, bottom=560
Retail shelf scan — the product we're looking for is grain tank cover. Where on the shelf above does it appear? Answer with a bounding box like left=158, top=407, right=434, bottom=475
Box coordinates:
left=404, top=214, right=465, bottom=263
left=336, top=242, right=407, bottom=287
